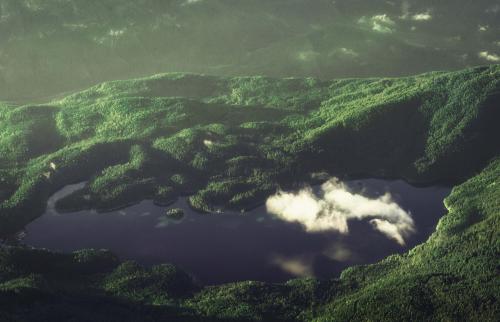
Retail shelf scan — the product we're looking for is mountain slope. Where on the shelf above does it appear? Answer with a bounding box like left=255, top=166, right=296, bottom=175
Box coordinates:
left=0, top=65, right=498, bottom=321
left=1, top=65, right=499, bottom=234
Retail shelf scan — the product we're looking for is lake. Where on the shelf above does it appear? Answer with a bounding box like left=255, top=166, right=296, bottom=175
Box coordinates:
left=19, top=178, right=451, bottom=285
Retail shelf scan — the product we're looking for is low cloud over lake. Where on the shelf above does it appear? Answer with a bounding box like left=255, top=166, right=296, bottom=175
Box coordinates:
left=266, top=178, right=416, bottom=246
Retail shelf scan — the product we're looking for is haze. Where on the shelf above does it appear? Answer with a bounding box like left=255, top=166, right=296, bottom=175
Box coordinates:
left=1, top=0, right=499, bottom=101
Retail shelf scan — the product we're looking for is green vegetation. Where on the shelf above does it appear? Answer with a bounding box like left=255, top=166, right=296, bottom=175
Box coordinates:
left=1, top=65, right=498, bottom=233
left=0, top=65, right=499, bottom=320
left=165, top=208, right=185, bottom=221
left=0, top=159, right=498, bottom=321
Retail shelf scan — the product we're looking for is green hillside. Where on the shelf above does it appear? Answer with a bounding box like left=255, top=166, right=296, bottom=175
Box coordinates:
left=0, top=65, right=499, bottom=321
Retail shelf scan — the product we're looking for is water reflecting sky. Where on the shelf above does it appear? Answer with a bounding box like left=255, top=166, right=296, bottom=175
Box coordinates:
left=22, top=179, right=451, bottom=285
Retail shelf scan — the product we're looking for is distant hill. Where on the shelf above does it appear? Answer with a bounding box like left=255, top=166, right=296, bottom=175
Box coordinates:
left=1, top=0, right=499, bottom=101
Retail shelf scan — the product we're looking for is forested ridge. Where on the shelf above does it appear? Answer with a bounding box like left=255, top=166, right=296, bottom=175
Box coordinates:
left=0, top=65, right=498, bottom=321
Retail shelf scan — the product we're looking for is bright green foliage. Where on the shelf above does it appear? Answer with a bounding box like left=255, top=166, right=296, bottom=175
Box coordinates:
left=0, top=157, right=497, bottom=321
left=0, top=66, right=498, bottom=321
left=164, top=208, right=184, bottom=220
left=300, top=159, right=500, bottom=321
left=1, top=65, right=498, bottom=233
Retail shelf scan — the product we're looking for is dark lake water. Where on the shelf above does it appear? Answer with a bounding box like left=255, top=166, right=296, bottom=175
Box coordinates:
left=19, top=179, right=451, bottom=285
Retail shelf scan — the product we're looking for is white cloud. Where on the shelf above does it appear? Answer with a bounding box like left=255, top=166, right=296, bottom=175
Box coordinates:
left=372, top=14, right=395, bottom=25
left=184, top=0, right=203, bottom=5
left=297, top=50, right=320, bottom=62
left=373, top=22, right=393, bottom=33
left=271, top=255, right=314, bottom=277
left=108, top=29, right=125, bottom=37
left=339, top=47, right=359, bottom=58
left=266, top=178, right=416, bottom=246
left=328, top=48, right=360, bottom=59
left=370, top=219, right=407, bottom=246
left=478, top=25, right=489, bottom=32
left=479, top=51, right=500, bottom=62
left=323, top=243, right=354, bottom=262
left=412, top=12, right=432, bottom=21
left=359, top=14, right=396, bottom=34
left=63, top=23, right=88, bottom=31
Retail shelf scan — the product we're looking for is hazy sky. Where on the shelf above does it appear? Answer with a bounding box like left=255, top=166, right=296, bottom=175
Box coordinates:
left=0, top=0, right=499, bottom=100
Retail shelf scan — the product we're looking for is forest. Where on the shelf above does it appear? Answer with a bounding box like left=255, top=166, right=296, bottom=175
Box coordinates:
left=0, top=1, right=499, bottom=321
left=0, top=65, right=498, bottom=321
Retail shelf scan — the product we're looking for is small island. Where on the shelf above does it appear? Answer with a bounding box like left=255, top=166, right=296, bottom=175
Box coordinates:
left=165, top=208, right=185, bottom=221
